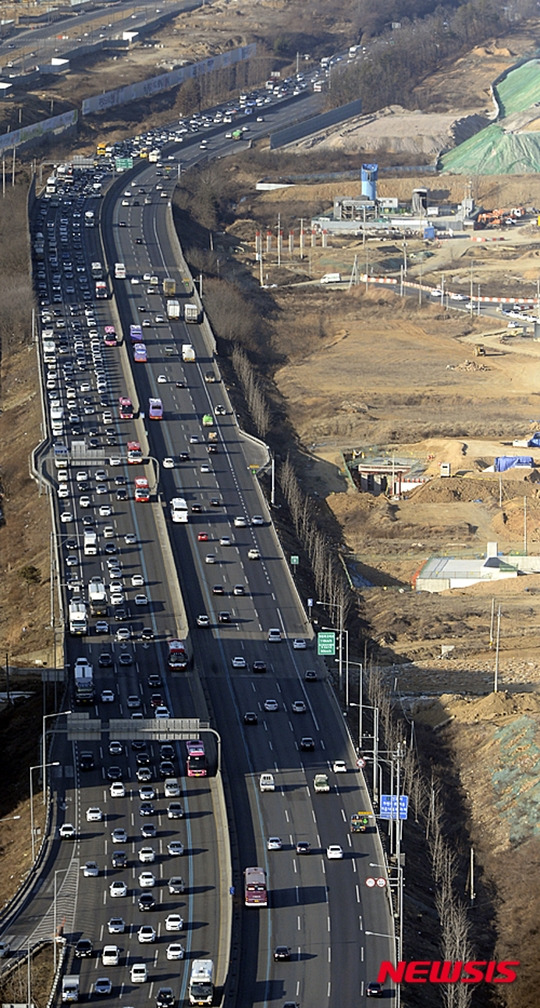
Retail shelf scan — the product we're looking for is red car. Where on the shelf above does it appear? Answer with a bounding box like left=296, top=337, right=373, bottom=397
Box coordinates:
left=197, top=532, right=209, bottom=542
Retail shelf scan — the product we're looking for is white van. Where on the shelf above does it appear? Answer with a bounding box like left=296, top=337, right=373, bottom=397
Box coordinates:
left=259, top=773, right=275, bottom=792
left=320, top=272, right=341, bottom=284
left=164, top=777, right=180, bottom=797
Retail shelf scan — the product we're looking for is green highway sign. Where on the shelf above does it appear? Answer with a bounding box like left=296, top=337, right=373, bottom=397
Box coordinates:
left=115, top=157, right=134, bottom=171
left=317, top=631, right=336, bottom=656
left=290, top=555, right=299, bottom=565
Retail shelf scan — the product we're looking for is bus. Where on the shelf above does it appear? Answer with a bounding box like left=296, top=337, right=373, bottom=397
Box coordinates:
left=104, top=326, right=117, bottom=346
left=95, top=280, right=107, bottom=299
left=186, top=740, right=207, bottom=777
left=244, top=867, right=268, bottom=907
left=114, top=262, right=126, bottom=279
left=96, top=142, right=107, bottom=157
left=130, top=324, right=143, bottom=343
left=148, top=397, right=163, bottom=420
left=134, top=477, right=150, bottom=502
left=168, top=639, right=189, bottom=670
left=133, top=343, right=147, bottom=363
left=119, top=397, right=134, bottom=420
left=170, top=498, right=188, bottom=524
left=127, top=440, right=143, bottom=464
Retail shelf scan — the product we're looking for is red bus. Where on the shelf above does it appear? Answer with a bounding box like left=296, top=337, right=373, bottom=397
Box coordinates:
left=104, top=325, right=117, bottom=346
left=186, top=740, right=207, bottom=777
left=130, top=324, right=143, bottom=343
left=119, top=397, right=133, bottom=419
left=168, top=639, right=188, bottom=670
left=148, top=397, right=163, bottom=420
left=95, top=280, right=108, bottom=299
left=244, top=867, right=268, bottom=907
left=127, top=441, right=143, bottom=464
left=134, top=477, right=150, bottom=502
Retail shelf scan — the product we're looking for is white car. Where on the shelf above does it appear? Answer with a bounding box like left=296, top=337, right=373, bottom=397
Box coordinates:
left=333, top=760, right=347, bottom=773
left=247, top=548, right=260, bottom=560
left=130, top=963, right=148, bottom=984
left=267, top=837, right=282, bottom=850
left=205, top=555, right=216, bottom=564
left=131, top=574, right=145, bottom=587
left=251, top=515, right=264, bottom=525
left=293, top=638, right=307, bottom=649
left=127, top=695, right=141, bottom=708
left=138, top=871, right=156, bottom=888
left=59, top=823, right=75, bottom=839
left=101, top=689, right=115, bottom=703
left=134, top=594, right=148, bottom=605
left=107, top=918, right=125, bottom=934
left=220, top=536, right=232, bottom=546
left=109, top=880, right=127, bottom=897
left=165, top=913, right=184, bottom=931
left=86, top=807, right=103, bottom=822
left=166, top=942, right=185, bottom=960
left=167, top=840, right=184, bottom=856
left=234, top=516, right=247, bottom=527
left=231, top=656, right=246, bottom=668
left=99, top=505, right=112, bottom=517
left=138, top=847, right=156, bottom=863
left=60, top=511, right=73, bottom=523
left=292, top=700, right=306, bottom=714
left=83, top=861, right=99, bottom=877
left=101, top=945, right=120, bottom=966
left=197, top=615, right=210, bottom=627
left=157, top=374, right=167, bottom=383
left=200, top=464, right=211, bottom=474
left=326, top=845, right=344, bottom=860
left=163, top=458, right=175, bottom=468
left=111, top=827, right=127, bottom=843
left=155, top=706, right=170, bottom=719
left=264, top=699, right=279, bottom=712
left=137, top=926, right=156, bottom=943
left=110, top=592, right=124, bottom=606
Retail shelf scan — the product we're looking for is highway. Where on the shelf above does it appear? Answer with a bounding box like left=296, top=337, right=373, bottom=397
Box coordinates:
left=2, top=93, right=396, bottom=1008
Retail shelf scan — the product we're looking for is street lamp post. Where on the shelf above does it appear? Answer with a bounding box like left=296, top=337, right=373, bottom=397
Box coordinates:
left=42, top=710, right=71, bottom=803
left=30, top=761, right=59, bottom=860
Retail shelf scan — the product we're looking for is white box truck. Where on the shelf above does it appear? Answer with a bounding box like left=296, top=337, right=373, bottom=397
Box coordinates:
left=188, top=960, right=214, bottom=1006
left=88, top=576, right=107, bottom=613
left=182, top=344, right=196, bottom=363
left=62, top=976, right=80, bottom=1003
left=167, top=299, right=180, bottom=320
left=69, top=600, right=88, bottom=636
left=184, top=303, right=201, bottom=323
left=84, top=530, right=98, bottom=557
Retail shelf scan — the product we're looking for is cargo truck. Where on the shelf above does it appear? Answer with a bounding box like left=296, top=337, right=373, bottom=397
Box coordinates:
left=69, top=600, right=88, bottom=636
left=314, top=774, right=330, bottom=793
left=350, top=812, right=370, bottom=833
left=167, top=299, right=180, bottom=320
left=189, top=960, right=214, bottom=1006
left=163, top=278, right=176, bottom=296
left=62, top=976, right=80, bottom=1003
left=84, top=530, right=98, bottom=557
left=182, top=344, right=196, bottom=363
left=184, top=303, right=201, bottom=323
left=88, top=577, right=107, bottom=614
left=74, top=658, right=94, bottom=703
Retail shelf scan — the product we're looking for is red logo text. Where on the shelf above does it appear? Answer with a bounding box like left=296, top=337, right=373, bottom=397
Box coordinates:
left=377, top=961, right=520, bottom=984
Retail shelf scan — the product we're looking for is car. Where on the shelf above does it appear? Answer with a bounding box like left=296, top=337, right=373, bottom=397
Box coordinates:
left=136, top=752, right=151, bottom=766
left=304, top=669, right=317, bottom=682
left=157, top=374, right=167, bottom=383
left=168, top=876, right=185, bottom=894
left=131, top=574, right=144, bottom=587
left=138, top=892, right=156, bottom=911
left=267, top=837, right=282, bottom=850
left=251, top=515, right=264, bottom=525
left=59, top=823, right=75, bottom=839
left=156, top=987, right=175, bottom=1008
left=75, top=938, right=93, bottom=957
left=163, top=458, right=175, bottom=468
left=205, top=554, right=216, bottom=564
left=108, top=740, right=123, bottom=757
left=127, top=694, right=141, bottom=708
left=141, top=627, right=154, bottom=640
left=93, top=977, right=112, bottom=996
left=231, top=656, right=246, bottom=668
left=107, top=917, right=125, bottom=934
left=166, top=942, right=185, bottom=960
left=299, top=737, right=315, bottom=751
left=111, top=851, right=127, bottom=869
left=293, top=638, right=307, bottom=649
left=109, top=880, right=127, bottom=897
left=296, top=840, right=311, bottom=854
left=197, top=532, right=209, bottom=542
left=268, top=628, right=281, bottom=642
left=167, top=840, right=184, bottom=856
left=60, top=511, right=73, bottom=523
left=139, top=785, right=156, bottom=800
left=138, top=846, right=156, bottom=863
left=86, top=806, right=103, bottom=821
left=116, top=627, right=130, bottom=641
left=83, top=861, right=99, bottom=877
left=151, top=693, right=164, bottom=709
left=209, top=498, right=221, bottom=507
left=102, top=945, right=120, bottom=966
left=160, top=743, right=175, bottom=760
left=167, top=802, right=184, bottom=819
left=292, top=700, right=306, bottom=714
left=165, top=913, right=184, bottom=931
left=189, top=435, right=199, bottom=444
left=212, top=585, right=225, bottom=595
left=190, top=501, right=202, bottom=512
left=274, top=946, right=291, bottom=961
left=247, top=548, right=260, bottom=560
left=218, top=611, right=231, bottom=624
left=243, top=711, right=258, bottom=725
left=111, top=828, right=128, bottom=844
left=118, top=653, right=133, bottom=666
left=131, top=963, right=148, bottom=983
left=333, top=760, right=347, bottom=773
left=107, top=765, right=122, bottom=780
left=197, top=614, right=210, bottom=627
left=215, top=404, right=226, bottom=415
left=124, top=532, right=137, bottom=545
left=159, top=760, right=175, bottom=776
left=134, top=593, right=148, bottom=605
left=65, top=554, right=78, bottom=567
left=220, top=535, right=232, bottom=546
left=138, top=925, right=156, bottom=943
left=155, top=706, right=170, bottom=719
left=326, top=844, right=344, bottom=860
left=137, top=767, right=152, bottom=782
left=139, top=802, right=155, bottom=816
left=95, top=620, right=109, bottom=635
left=233, top=516, right=247, bottom=527
left=101, top=689, right=115, bottom=703
left=147, top=673, right=162, bottom=687
left=141, top=822, right=157, bottom=839
left=366, top=981, right=384, bottom=997
left=179, top=451, right=190, bottom=461
left=264, top=699, right=279, bottom=712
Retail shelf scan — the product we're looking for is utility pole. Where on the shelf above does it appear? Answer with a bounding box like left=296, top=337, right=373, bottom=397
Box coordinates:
left=494, top=605, right=501, bottom=692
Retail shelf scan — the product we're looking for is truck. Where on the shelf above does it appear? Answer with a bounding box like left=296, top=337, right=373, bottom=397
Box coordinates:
left=170, top=498, right=189, bottom=524
left=114, top=262, right=126, bottom=279
left=91, top=261, right=103, bottom=279
left=184, top=303, right=201, bottom=323
left=84, top=530, right=98, bottom=557
left=167, top=299, right=180, bottom=320
left=74, top=658, right=94, bottom=704
left=314, top=774, right=330, bottom=793
left=62, top=976, right=80, bottom=1003
left=88, top=577, right=107, bottom=614
left=202, top=413, right=214, bottom=427
left=69, top=600, right=88, bottom=636
left=182, top=343, right=196, bottom=363
left=350, top=812, right=370, bottom=833
left=188, top=960, right=214, bottom=1005
left=163, top=278, right=176, bottom=296
left=232, top=128, right=243, bottom=141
